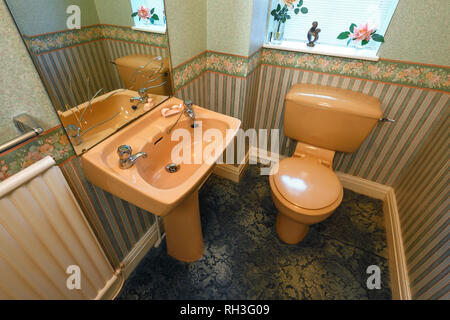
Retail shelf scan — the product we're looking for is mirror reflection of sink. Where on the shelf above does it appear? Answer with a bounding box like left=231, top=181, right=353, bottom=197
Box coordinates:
left=58, top=89, right=168, bottom=154
left=82, top=98, right=241, bottom=262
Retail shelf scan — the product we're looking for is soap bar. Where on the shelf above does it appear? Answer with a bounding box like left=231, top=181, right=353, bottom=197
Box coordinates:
left=161, top=104, right=183, bottom=118
left=143, top=98, right=154, bottom=112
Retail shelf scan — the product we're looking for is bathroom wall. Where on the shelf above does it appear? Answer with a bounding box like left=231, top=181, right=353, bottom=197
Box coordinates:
left=206, top=0, right=254, bottom=56
left=0, top=0, right=61, bottom=144
left=169, top=0, right=265, bottom=136
left=393, top=109, right=449, bottom=300
left=165, top=0, right=207, bottom=68
left=0, top=1, right=161, bottom=269
left=379, top=0, right=450, bottom=66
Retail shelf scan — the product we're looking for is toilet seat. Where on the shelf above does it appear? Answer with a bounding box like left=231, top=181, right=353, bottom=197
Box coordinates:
left=271, top=157, right=342, bottom=211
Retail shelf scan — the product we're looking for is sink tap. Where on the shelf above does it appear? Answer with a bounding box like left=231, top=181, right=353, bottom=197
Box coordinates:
left=167, top=100, right=196, bottom=134
left=130, top=87, right=149, bottom=104
left=130, top=95, right=148, bottom=104
left=184, top=100, right=195, bottom=120
left=65, top=124, right=82, bottom=146
left=117, top=145, right=147, bottom=169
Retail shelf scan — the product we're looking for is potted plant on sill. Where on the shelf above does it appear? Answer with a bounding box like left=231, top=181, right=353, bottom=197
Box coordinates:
left=270, top=0, right=308, bottom=44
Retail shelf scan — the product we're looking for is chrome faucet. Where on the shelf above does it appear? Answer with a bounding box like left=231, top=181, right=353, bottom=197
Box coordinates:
left=184, top=100, right=196, bottom=121
left=130, top=95, right=149, bottom=104
left=117, top=145, right=147, bottom=169
left=166, top=100, right=196, bottom=134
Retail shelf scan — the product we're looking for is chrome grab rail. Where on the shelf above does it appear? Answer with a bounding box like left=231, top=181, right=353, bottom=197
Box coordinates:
left=0, top=114, right=43, bottom=154
left=0, top=128, right=43, bottom=154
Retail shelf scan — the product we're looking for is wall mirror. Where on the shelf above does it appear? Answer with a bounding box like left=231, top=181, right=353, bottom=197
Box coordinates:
left=4, top=0, right=174, bottom=155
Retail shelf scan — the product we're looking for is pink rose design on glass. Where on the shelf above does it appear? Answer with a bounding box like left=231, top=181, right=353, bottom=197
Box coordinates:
left=338, top=23, right=385, bottom=46
left=131, top=5, right=160, bottom=24
left=137, top=6, right=150, bottom=19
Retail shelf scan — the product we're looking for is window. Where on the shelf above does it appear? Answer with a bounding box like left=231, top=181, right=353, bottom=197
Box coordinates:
left=130, top=0, right=166, bottom=33
left=266, top=0, right=399, bottom=60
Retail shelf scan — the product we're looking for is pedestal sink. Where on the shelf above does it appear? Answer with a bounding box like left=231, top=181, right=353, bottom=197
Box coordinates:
left=82, top=97, right=241, bottom=262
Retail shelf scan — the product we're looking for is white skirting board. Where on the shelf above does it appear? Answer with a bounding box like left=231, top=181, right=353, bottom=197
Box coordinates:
left=336, top=172, right=411, bottom=300
left=248, top=147, right=412, bottom=300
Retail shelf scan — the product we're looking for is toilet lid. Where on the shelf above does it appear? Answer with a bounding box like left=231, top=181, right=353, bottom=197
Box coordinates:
left=273, top=157, right=342, bottom=210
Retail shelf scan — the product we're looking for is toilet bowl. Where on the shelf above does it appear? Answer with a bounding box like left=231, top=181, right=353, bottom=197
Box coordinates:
left=269, top=145, right=344, bottom=244
left=270, top=84, right=382, bottom=244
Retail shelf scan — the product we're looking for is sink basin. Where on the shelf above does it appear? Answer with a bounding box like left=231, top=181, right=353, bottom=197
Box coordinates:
left=82, top=97, right=241, bottom=261
left=58, top=89, right=168, bottom=154
left=137, top=118, right=230, bottom=190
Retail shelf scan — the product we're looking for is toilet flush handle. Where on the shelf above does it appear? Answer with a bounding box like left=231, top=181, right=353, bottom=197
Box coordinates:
left=378, top=118, right=395, bottom=123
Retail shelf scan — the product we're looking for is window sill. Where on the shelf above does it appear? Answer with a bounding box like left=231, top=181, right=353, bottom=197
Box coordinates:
left=132, top=25, right=166, bottom=34
left=263, top=41, right=380, bottom=62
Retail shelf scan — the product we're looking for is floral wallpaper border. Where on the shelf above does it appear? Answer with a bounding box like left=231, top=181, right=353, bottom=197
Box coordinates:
left=207, top=50, right=261, bottom=78
left=261, top=48, right=450, bottom=92
left=173, top=48, right=450, bottom=92
left=24, top=24, right=168, bottom=55
left=173, top=50, right=262, bottom=91
left=173, top=52, right=208, bottom=91
left=0, top=126, right=75, bottom=182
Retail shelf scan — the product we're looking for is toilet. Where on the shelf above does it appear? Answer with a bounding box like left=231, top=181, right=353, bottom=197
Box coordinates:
left=114, top=54, right=173, bottom=96
left=269, top=84, right=383, bottom=244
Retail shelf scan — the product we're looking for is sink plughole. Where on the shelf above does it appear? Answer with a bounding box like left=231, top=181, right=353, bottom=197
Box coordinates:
left=82, top=97, right=241, bottom=261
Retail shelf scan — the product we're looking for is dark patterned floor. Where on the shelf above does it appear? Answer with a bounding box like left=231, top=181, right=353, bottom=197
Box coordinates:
left=117, top=165, right=391, bottom=300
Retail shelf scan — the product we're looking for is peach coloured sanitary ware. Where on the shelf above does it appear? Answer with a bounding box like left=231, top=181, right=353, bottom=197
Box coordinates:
left=82, top=98, right=241, bottom=262
left=270, top=84, right=382, bottom=244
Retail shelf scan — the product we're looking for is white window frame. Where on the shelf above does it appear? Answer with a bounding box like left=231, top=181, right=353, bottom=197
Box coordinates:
left=264, top=0, right=399, bottom=61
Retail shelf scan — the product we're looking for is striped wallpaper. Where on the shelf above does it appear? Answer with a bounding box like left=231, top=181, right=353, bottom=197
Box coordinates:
left=393, top=110, right=449, bottom=300
left=173, top=48, right=449, bottom=300
left=254, top=64, right=449, bottom=186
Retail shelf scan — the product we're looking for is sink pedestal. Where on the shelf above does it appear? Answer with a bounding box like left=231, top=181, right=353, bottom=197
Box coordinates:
left=80, top=98, right=241, bottom=263
left=164, top=190, right=204, bottom=262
